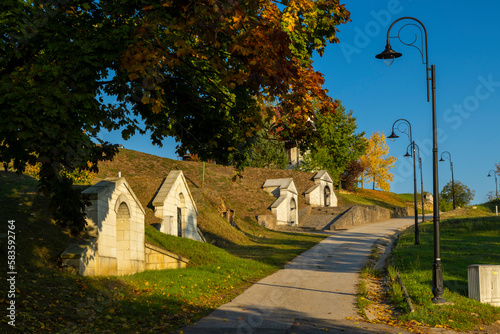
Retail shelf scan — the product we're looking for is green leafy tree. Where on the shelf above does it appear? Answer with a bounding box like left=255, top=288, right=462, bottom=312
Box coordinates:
left=302, top=103, right=366, bottom=185
left=243, top=128, right=288, bottom=169
left=1, top=0, right=350, bottom=233
left=485, top=191, right=497, bottom=202
left=1, top=0, right=132, bottom=233
left=439, top=180, right=475, bottom=211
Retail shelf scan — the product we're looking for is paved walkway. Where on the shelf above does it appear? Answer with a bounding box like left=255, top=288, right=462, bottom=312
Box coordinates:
left=175, top=217, right=418, bottom=334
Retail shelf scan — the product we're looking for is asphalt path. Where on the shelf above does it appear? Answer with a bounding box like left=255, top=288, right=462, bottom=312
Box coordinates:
left=176, top=217, right=417, bottom=334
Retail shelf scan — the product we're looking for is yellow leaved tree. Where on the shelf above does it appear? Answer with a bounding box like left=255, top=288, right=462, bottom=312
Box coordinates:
left=360, top=132, right=397, bottom=191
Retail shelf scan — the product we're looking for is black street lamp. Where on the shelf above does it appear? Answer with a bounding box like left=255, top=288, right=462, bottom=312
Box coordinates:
left=389, top=119, right=419, bottom=245
left=439, top=151, right=455, bottom=210
left=407, top=143, right=425, bottom=223
left=376, top=17, right=445, bottom=303
left=488, top=169, right=498, bottom=199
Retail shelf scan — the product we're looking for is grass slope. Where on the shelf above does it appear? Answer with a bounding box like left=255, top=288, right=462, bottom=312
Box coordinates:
left=95, top=148, right=417, bottom=245
left=337, top=189, right=413, bottom=210
left=389, top=213, right=500, bottom=332
left=94, top=148, right=323, bottom=247
left=0, top=153, right=327, bottom=333
left=0, top=149, right=424, bottom=332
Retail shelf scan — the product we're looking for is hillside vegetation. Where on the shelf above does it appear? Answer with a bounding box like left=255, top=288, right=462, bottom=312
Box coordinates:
left=0, top=149, right=417, bottom=332
left=0, top=165, right=325, bottom=332
left=95, top=148, right=325, bottom=246
left=386, top=213, right=500, bottom=332
left=338, top=189, right=413, bottom=211
left=95, top=148, right=415, bottom=243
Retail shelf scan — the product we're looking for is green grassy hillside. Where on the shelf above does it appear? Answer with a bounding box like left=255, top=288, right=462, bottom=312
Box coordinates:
left=0, top=151, right=330, bottom=332
left=94, top=148, right=325, bottom=247
left=95, top=148, right=418, bottom=243
left=0, top=149, right=424, bottom=332
left=337, top=189, right=411, bottom=210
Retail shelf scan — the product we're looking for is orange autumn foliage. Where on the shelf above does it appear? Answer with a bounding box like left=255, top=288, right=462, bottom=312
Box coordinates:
left=117, top=0, right=351, bottom=161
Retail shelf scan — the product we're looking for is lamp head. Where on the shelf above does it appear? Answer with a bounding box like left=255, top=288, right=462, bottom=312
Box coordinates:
left=439, top=157, right=445, bottom=162
left=404, top=152, right=412, bottom=158
left=387, top=131, right=399, bottom=140
left=488, top=173, right=492, bottom=177
left=375, top=43, right=402, bottom=66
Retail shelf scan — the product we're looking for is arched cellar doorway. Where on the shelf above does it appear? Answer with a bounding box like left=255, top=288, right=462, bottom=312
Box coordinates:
left=116, top=202, right=131, bottom=273
left=177, top=193, right=186, bottom=237
left=290, top=198, right=296, bottom=225
left=324, top=186, right=331, bottom=207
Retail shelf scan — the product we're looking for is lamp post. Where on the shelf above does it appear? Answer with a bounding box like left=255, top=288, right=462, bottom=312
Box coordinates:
left=388, top=119, right=419, bottom=245
left=407, top=143, right=425, bottom=223
left=439, top=151, right=455, bottom=210
left=488, top=169, right=498, bottom=199
left=376, top=17, right=445, bottom=303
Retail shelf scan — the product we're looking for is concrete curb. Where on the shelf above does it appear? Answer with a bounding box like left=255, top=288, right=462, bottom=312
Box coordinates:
left=371, top=225, right=415, bottom=312
left=373, top=226, right=405, bottom=272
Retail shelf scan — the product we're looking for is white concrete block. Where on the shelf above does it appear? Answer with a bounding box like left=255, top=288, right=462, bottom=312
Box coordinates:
left=468, top=265, right=500, bottom=306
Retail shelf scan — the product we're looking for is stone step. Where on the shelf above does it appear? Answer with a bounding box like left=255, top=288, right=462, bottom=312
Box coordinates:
left=301, top=214, right=338, bottom=230
left=310, top=205, right=352, bottom=215
left=299, top=205, right=353, bottom=230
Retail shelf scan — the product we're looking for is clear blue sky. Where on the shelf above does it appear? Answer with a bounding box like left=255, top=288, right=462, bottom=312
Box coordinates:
left=99, top=0, right=500, bottom=204
left=314, top=0, right=500, bottom=204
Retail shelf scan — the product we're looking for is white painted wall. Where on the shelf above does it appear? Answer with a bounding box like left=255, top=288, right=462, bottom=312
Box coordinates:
left=305, top=171, right=337, bottom=207
left=152, top=171, right=203, bottom=242
left=80, top=178, right=146, bottom=276
left=264, top=178, right=299, bottom=226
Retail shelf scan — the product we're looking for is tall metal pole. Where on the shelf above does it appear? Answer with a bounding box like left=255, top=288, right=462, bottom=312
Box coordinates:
left=440, top=151, right=455, bottom=209
left=430, top=65, right=445, bottom=303
left=376, top=17, right=444, bottom=303
left=412, top=141, right=419, bottom=244
left=388, top=119, right=419, bottom=245
left=450, top=162, right=455, bottom=209
left=412, top=143, right=425, bottom=223
left=419, top=156, right=425, bottom=222
left=488, top=170, right=498, bottom=199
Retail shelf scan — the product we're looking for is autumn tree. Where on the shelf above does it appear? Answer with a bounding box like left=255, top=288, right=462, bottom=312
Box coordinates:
left=302, top=103, right=366, bottom=185
left=340, top=160, right=366, bottom=192
left=1, top=0, right=351, bottom=232
left=439, top=180, right=475, bottom=211
left=360, top=132, right=397, bottom=191
left=119, top=0, right=351, bottom=162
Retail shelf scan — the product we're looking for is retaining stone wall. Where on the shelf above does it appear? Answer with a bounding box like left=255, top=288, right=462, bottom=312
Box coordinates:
left=329, top=205, right=409, bottom=230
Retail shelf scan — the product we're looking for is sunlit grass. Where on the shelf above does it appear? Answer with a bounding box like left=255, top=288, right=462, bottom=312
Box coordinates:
left=1, top=170, right=327, bottom=332
left=338, top=189, right=412, bottom=211
left=391, top=217, right=500, bottom=331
